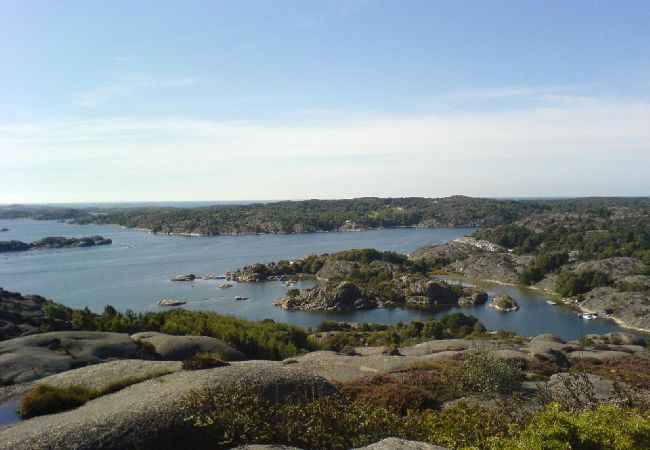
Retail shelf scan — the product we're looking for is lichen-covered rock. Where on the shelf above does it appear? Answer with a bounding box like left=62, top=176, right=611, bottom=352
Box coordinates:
left=0, top=361, right=333, bottom=450
left=0, top=331, right=141, bottom=384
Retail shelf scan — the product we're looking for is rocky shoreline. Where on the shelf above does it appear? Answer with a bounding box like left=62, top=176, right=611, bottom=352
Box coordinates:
left=410, top=240, right=650, bottom=334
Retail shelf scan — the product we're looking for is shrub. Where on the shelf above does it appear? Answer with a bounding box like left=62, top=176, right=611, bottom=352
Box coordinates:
left=505, top=403, right=650, bottom=450
left=182, top=352, right=230, bottom=370
left=338, top=374, right=440, bottom=414
left=19, top=384, right=96, bottom=418
left=181, top=383, right=650, bottom=450
left=19, top=369, right=174, bottom=418
left=453, top=346, right=523, bottom=394
left=556, top=270, right=612, bottom=297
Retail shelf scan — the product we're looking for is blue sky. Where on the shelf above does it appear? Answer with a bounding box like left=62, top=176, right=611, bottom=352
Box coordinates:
left=1, top=0, right=649, bottom=202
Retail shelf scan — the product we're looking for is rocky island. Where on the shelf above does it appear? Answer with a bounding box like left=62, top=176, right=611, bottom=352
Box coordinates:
left=227, top=249, right=487, bottom=312
left=489, top=294, right=520, bottom=312
left=0, top=236, right=112, bottom=252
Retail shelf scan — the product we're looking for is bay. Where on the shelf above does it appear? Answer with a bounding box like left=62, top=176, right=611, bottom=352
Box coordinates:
left=0, top=219, right=638, bottom=340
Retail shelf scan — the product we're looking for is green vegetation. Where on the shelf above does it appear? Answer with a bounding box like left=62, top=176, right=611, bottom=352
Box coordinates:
left=19, top=384, right=95, bottom=418
left=333, top=248, right=407, bottom=265
left=2, top=287, right=490, bottom=360
left=6, top=197, right=647, bottom=237
left=237, top=248, right=471, bottom=310
left=490, top=294, right=519, bottom=311
left=98, top=308, right=315, bottom=360
left=556, top=270, right=612, bottom=297
left=504, top=403, right=650, bottom=450
left=453, top=346, right=523, bottom=394
left=183, top=383, right=649, bottom=449
left=19, top=303, right=314, bottom=359
left=314, top=313, right=485, bottom=351
left=473, top=204, right=649, bottom=291
left=179, top=347, right=647, bottom=449
left=518, top=250, right=569, bottom=284
left=19, top=369, right=174, bottom=418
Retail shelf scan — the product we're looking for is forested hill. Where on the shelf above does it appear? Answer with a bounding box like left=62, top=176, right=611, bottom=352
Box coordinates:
left=1, top=196, right=648, bottom=236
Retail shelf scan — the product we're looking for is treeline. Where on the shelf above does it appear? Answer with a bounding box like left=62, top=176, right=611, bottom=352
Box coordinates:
left=474, top=212, right=650, bottom=291
left=475, top=219, right=650, bottom=262
left=4, top=196, right=647, bottom=236
left=315, top=313, right=486, bottom=351
left=42, top=303, right=313, bottom=360
left=36, top=301, right=487, bottom=360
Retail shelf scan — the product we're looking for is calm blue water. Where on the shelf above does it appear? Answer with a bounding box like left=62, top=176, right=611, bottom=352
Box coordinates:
left=0, top=219, right=640, bottom=340
left=0, top=400, right=20, bottom=427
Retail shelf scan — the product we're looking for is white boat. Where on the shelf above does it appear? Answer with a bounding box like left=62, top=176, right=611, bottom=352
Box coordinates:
left=235, top=296, right=249, bottom=301
left=581, top=313, right=598, bottom=320
left=546, top=300, right=557, bottom=305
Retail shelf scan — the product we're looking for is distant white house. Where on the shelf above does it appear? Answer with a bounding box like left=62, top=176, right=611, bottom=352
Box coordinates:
left=453, top=236, right=505, bottom=252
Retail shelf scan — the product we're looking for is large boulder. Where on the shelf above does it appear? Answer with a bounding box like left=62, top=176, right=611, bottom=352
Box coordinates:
left=0, top=361, right=333, bottom=450
left=274, top=281, right=369, bottom=311
left=406, top=280, right=457, bottom=305
left=36, top=359, right=183, bottom=391
left=0, top=331, right=141, bottom=384
left=354, top=438, right=449, bottom=449
left=0, top=288, right=54, bottom=340
left=130, top=332, right=246, bottom=361
left=235, top=439, right=448, bottom=450
left=457, top=290, right=488, bottom=306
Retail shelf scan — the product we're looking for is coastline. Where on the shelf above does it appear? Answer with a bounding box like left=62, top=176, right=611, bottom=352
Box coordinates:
left=117, top=223, right=478, bottom=238
left=437, top=273, right=650, bottom=335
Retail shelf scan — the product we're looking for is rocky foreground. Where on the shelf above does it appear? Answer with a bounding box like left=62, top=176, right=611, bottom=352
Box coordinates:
left=0, top=328, right=646, bottom=449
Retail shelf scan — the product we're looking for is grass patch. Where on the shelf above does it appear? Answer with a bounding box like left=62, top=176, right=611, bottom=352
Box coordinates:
left=19, top=384, right=96, bottom=418
left=19, top=369, right=174, bottom=418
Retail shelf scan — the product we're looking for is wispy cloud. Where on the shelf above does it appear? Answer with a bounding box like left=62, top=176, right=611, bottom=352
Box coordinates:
left=72, top=73, right=199, bottom=107
left=441, top=84, right=592, bottom=101
left=1, top=93, right=649, bottom=201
